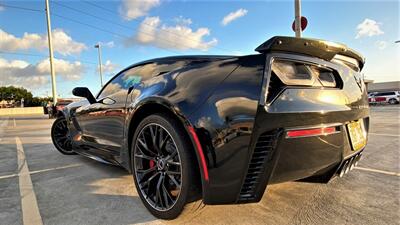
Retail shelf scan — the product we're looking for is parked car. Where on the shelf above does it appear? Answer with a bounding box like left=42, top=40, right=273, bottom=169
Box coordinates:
left=368, top=91, right=400, bottom=104
left=47, top=100, right=75, bottom=118
left=51, top=36, right=369, bottom=219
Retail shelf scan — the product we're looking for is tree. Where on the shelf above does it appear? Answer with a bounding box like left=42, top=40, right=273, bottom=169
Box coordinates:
left=0, top=86, right=33, bottom=101
left=0, top=86, right=52, bottom=107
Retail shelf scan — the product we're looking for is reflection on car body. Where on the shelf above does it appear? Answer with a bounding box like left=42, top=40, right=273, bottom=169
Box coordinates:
left=51, top=36, right=369, bottom=219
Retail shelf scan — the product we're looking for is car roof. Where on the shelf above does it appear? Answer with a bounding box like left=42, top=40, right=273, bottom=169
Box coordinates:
left=132, top=55, right=237, bottom=66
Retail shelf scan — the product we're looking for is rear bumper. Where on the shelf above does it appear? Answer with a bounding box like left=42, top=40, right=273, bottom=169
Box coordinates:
left=269, top=118, right=368, bottom=184
left=237, top=109, right=369, bottom=203
left=235, top=84, right=370, bottom=203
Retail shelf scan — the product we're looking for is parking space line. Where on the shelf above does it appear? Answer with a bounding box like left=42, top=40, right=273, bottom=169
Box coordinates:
left=16, top=137, right=43, bottom=225
left=369, top=133, right=400, bottom=137
left=355, top=166, right=400, bottom=177
left=0, top=163, right=82, bottom=180
left=0, top=173, right=16, bottom=180
left=29, top=163, right=82, bottom=175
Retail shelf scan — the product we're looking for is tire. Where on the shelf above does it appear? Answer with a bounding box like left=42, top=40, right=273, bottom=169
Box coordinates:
left=51, top=117, right=76, bottom=155
left=388, top=98, right=398, bottom=105
left=131, top=114, right=197, bottom=220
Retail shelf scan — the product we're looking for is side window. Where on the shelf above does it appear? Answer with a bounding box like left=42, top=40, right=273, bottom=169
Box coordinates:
left=97, top=66, right=143, bottom=99
left=97, top=61, right=187, bottom=99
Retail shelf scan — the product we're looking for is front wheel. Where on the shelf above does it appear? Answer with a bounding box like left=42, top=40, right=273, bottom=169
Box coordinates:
left=51, top=117, right=76, bottom=155
left=131, top=114, right=197, bottom=219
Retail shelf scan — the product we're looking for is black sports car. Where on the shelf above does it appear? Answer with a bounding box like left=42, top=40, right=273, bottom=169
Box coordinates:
left=51, top=36, right=369, bottom=219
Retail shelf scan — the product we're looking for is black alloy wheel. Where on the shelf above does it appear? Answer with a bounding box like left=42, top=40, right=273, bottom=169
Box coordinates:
left=132, top=114, right=197, bottom=219
left=51, top=117, right=76, bottom=155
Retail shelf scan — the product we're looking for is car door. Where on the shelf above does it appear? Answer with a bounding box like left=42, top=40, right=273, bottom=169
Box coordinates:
left=75, top=65, right=144, bottom=157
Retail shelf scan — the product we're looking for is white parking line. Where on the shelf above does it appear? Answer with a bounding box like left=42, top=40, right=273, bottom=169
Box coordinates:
left=0, top=163, right=82, bottom=180
left=369, top=133, right=400, bottom=137
left=355, top=166, right=400, bottom=177
left=16, top=137, right=43, bottom=225
left=0, top=117, right=9, bottom=129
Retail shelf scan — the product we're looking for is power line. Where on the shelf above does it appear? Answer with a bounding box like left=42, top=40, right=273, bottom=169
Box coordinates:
left=0, top=3, right=42, bottom=12
left=50, top=12, right=181, bottom=54
left=0, top=51, right=46, bottom=58
left=81, top=0, right=235, bottom=54
left=1, top=3, right=135, bottom=41
left=52, top=1, right=133, bottom=31
left=1, top=2, right=233, bottom=55
left=51, top=12, right=130, bottom=39
left=51, top=1, right=192, bottom=54
left=0, top=51, right=98, bottom=65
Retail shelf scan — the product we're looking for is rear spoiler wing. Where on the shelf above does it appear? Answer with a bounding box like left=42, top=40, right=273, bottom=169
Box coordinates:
left=255, top=36, right=365, bottom=71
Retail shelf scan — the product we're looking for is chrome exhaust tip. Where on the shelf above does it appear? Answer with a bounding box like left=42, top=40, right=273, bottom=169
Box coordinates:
left=354, top=154, right=362, bottom=166
left=339, top=161, right=349, bottom=177
left=349, top=157, right=356, bottom=171
left=345, top=159, right=351, bottom=174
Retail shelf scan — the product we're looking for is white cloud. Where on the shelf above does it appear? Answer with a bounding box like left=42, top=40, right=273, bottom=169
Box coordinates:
left=37, top=58, right=84, bottom=80
left=355, top=18, right=384, bottom=39
left=51, top=30, right=87, bottom=55
left=221, top=8, right=248, bottom=26
left=120, top=0, right=160, bottom=20
left=0, top=29, right=87, bottom=55
left=0, top=5, right=4, bottom=11
left=127, top=16, right=218, bottom=51
left=376, top=41, right=388, bottom=50
left=0, top=58, right=85, bottom=89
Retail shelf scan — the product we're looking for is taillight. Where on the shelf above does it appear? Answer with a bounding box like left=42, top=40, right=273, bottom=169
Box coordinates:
left=272, top=60, right=337, bottom=87
left=286, top=126, right=338, bottom=138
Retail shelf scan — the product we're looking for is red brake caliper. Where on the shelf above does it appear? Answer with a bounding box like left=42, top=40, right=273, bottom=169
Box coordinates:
left=149, top=160, right=155, bottom=168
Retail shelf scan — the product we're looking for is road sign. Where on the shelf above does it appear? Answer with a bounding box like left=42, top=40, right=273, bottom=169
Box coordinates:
left=292, top=16, right=308, bottom=32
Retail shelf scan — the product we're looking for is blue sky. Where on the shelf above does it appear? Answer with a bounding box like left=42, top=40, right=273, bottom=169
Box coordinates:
left=0, top=0, right=399, bottom=97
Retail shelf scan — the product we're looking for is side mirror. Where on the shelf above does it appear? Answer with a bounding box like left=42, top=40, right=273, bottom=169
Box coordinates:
left=72, top=87, right=96, bottom=104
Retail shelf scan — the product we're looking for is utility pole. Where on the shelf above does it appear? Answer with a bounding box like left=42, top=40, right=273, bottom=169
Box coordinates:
left=294, top=0, right=302, bottom=38
left=45, top=0, right=57, bottom=104
left=94, top=43, right=104, bottom=87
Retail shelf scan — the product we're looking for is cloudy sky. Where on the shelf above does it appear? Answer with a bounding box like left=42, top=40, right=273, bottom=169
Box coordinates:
left=0, top=0, right=399, bottom=97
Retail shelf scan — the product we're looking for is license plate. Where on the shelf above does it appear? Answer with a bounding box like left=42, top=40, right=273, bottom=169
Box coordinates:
left=347, top=120, right=367, bottom=151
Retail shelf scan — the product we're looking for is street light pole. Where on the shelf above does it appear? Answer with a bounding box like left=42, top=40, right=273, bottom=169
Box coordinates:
left=94, top=43, right=104, bottom=87
left=45, top=0, right=57, bottom=104
left=294, top=0, right=302, bottom=38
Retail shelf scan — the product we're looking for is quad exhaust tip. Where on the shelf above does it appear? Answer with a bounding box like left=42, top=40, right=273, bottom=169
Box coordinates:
left=338, top=153, right=362, bottom=177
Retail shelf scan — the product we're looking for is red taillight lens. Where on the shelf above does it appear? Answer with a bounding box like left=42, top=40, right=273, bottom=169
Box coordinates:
left=286, top=126, right=337, bottom=138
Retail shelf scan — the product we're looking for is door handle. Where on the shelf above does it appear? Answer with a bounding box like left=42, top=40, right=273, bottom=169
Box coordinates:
left=100, top=98, right=116, bottom=105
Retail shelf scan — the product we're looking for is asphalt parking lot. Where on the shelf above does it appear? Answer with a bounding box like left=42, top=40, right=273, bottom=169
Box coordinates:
left=0, top=106, right=399, bottom=225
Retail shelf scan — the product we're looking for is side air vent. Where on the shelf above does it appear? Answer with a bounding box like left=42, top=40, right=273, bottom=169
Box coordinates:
left=239, top=130, right=278, bottom=201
